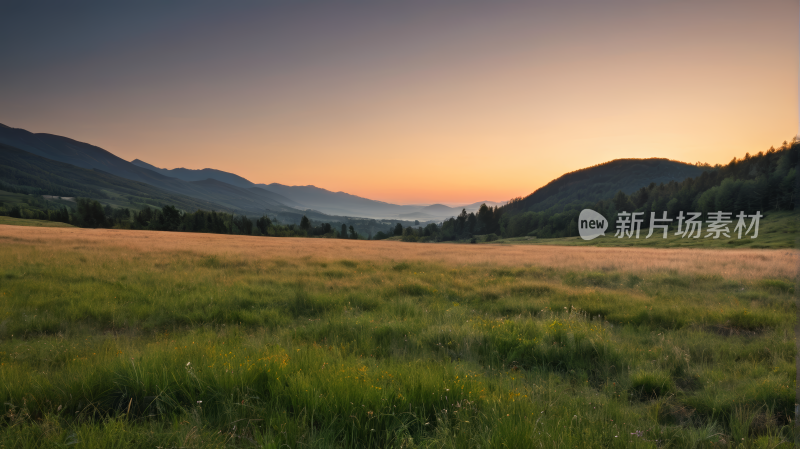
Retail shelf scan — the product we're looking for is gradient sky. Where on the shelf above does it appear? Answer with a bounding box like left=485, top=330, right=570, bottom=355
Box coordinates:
left=0, top=0, right=796, bottom=205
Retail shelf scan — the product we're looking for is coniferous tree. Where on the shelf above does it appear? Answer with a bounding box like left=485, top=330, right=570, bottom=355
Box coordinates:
left=477, top=203, right=494, bottom=234
left=233, top=214, right=253, bottom=235
left=75, top=198, right=107, bottom=228
left=161, top=205, right=182, bottom=231
left=256, top=215, right=272, bottom=235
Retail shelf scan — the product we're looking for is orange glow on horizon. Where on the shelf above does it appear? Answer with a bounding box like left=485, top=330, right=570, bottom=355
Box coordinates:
left=0, top=1, right=795, bottom=205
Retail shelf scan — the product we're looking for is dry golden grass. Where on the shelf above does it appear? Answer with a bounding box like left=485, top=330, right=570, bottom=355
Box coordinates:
left=1, top=224, right=796, bottom=281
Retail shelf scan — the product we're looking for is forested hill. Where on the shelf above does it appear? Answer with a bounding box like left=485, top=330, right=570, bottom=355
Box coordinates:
left=504, top=158, right=707, bottom=214
left=500, top=141, right=798, bottom=239
left=0, top=143, right=224, bottom=213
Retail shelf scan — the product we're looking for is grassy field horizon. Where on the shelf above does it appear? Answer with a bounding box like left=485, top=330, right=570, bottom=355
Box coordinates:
left=0, top=225, right=796, bottom=447
left=0, top=208, right=795, bottom=248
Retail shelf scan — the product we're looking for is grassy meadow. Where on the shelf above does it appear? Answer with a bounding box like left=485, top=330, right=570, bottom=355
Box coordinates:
left=0, top=226, right=797, bottom=448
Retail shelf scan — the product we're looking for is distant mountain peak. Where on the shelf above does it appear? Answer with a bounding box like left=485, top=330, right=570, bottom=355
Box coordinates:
left=130, top=159, right=257, bottom=189
left=130, top=159, right=160, bottom=170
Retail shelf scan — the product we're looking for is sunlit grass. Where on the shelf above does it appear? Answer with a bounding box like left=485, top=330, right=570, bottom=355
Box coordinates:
left=0, top=226, right=796, bottom=447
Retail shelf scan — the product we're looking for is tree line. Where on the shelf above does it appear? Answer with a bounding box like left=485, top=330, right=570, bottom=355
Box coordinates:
left=11, top=199, right=367, bottom=239
left=0, top=196, right=383, bottom=241
left=130, top=207, right=366, bottom=238
left=500, top=140, right=798, bottom=238
left=372, top=204, right=503, bottom=242
left=1, top=203, right=72, bottom=224
left=0, top=193, right=73, bottom=224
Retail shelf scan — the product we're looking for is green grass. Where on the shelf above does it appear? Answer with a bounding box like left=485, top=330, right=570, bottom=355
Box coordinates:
left=491, top=211, right=799, bottom=249
left=0, top=238, right=795, bottom=447
left=0, top=216, right=74, bottom=227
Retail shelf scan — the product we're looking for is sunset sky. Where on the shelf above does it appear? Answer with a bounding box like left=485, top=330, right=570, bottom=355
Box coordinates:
left=0, top=1, right=796, bottom=205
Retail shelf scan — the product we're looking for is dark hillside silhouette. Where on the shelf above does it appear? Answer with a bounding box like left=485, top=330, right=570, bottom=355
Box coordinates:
left=504, top=158, right=707, bottom=214
left=500, top=142, right=798, bottom=238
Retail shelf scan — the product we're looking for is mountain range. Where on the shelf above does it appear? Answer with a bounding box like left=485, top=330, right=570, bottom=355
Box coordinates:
left=0, top=122, right=707, bottom=224
left=129, top=159, right=502, bottom=220
left=0, top=123, right=501, bottom=222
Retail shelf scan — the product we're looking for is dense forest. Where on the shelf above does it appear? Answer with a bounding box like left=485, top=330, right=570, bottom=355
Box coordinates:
left=499, top=140, right=798, bottom=239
